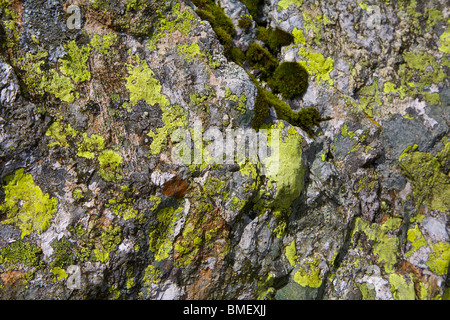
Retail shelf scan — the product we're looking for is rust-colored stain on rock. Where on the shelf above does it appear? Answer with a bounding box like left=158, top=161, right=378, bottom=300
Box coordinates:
left=163, top=177, right=189, bottom=199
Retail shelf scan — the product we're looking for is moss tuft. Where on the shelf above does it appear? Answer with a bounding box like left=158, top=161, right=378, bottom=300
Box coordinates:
left=257, top=26, right=294, bottom=53
left=246, top=42, right=277, bottom=76
left=268, top=61, right=308, bottom=100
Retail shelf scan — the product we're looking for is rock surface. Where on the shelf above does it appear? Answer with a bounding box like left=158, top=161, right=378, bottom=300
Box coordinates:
left=0, top=0, right=448, bottom=300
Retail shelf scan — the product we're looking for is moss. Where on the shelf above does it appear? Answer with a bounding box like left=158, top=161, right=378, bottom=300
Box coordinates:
left=229, top=47, right=246, bottom=66
left=148, top=104, right=187, bottom=155
left=426, top=242, right=450, bottom=276
left=257, top=26, right=294, bottom=53
left=0, top=241, right=41, bottom=267
left=246, top=42, right=277, bottom=75
left=50, top=237, right=73, bottom=269
left=238, top=18, right=252, bottom=30
left=0, top=169, right=58, bottom=238
left=77, top=133, right=105, bottom=159
left=60, top=40, right=92, bottom=83
left=389, top=273, right=416, bottom=300
left=268, top=62, right=308, bottom=100
left=125, top=56, right=170, bottom=108
left=239, top=0, right=264, bottom=18
left=251, top=86, right=270, bottom=129
left=98, top=150, right=124, bottom=182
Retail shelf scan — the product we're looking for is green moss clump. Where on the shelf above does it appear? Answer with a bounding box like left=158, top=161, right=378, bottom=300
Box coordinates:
left=246, top=42, right=277, bottom=75
left=98, top=150, right=124, bottom=182
left=192, top=0, right=236, bottom=53
left=268, top=61, right=308, bottom=100
left=251, top=86, right=270, bottom=129
left=0, top=241, right=41, bottom=267
left=238, top=18, right=252, bottom=29
left=229, top=47, right=246, bottom=66
left=257, top=26, right=294, bottom=53
left=252, top=86, right=325, bottom=136
left=50, top=237, right=73, bottom=269
left=0, top=169, right=58, bottom=238
left=239, top=0, right=264, bottom=19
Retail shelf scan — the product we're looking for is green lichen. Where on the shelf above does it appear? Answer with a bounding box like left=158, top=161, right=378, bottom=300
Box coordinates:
left=257, top=122, right=305, bottom=211
left=125, top=56, right=170, bottom=108
left=60, top=40, right=92, bottom=83
left=98, top=150, right=124, bottom=182
left=399, top=141, right=450, bottom=212
left=405, top=224, right=427, bottom=257
left=0, top=169, right=58, bottom=238
left=356, top=282, right=376, bottom=300
left=50, top=237, right=73, bottom=269
left=90, top=32, right=118, bottom=57
left=50, top=267, right=68, bottom=282
left=389, top=273, right=416, bottom=300
left=297, top=47, right=334, bottom=86
left=177, top=43, right=202, bottom=63
left=439, top=23, right=450, bottom=54
left=148, top=104, right=187, bottom=155
left=45, top=69, right=78, bottom=103
left=77, top=133, right=105, bottom=159
left=426, top=242, right=450, bottom=276
left=398, top=52, right=446, bottom=105
left=277, top=0, right=302, bottom=10
left=148, top=206, right=184, bottom=261
left=352, top=217, right=401, bottom=273
left=285, top=240, right=298, bottom=267
left=293, top=257, right=322, bottom=288
left=0, top=241, right=41, bottom=267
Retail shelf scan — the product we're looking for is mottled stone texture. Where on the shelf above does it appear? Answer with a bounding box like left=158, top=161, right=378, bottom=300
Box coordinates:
left=0, top=0, right=448, bottom=300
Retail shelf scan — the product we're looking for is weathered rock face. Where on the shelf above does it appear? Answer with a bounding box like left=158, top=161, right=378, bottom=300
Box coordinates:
left=0, top=0, right=448, bottom=300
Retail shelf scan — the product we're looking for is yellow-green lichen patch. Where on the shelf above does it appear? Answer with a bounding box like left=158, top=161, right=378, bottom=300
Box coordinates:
left=426, top=242, right=450, bottom=276
left=405, top=224, right=428, bottom=257
left=148, top=104, right=188, bottom=156
left=148, top=206, right=184, bottom=261
left=98, top=149, right=124, bottom=182
left=0, top=169, right=58, bottom=238
left=352, top=217, right=402, bottom=273
left=90, top=32, right=118, bottom=57
left=125, top=56, right=170, bottom=108
left=398, top=52, right=446, bottom=105
left=259, top=122, right=305, bottom=211
left=77, top=133, right=105, bottom=159
left=45, top=69, right=78, bottom=103
left=389, top=273, right=416, bottom=300
left=51, top=267, right=68, bottom=282
left=278, top=0, right=303, bottom=10
left=297, top=47, right=334, bottom=86
left=285, top=240, right=298, bottom=267
left=60, top=40, right=92, bottom=83
left=293, top=257, right=322, bottom=288
left=398, top=140, right=450, bottom=212
left=177, top=43, right=202, bottom=63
